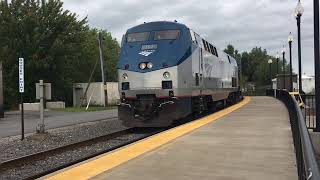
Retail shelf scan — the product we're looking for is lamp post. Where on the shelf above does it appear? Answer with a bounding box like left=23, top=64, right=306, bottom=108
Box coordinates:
left=268, top=59, right=273, bottom=88
left=313, top=0, right=320, bottom=132
left=282, top=46, right=286, bottom=90
left=276, top=52, right=280, bottom=75
left=288, top=32, right=294, bottom=92
left=275, top=53, right=280, bottom=89
left=295, top=0, right=304, bottom=93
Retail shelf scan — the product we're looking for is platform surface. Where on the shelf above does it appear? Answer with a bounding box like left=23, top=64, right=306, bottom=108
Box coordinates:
left=91, top=97, right=296, bottom=180
left=46, top=97, right=297, bottom=180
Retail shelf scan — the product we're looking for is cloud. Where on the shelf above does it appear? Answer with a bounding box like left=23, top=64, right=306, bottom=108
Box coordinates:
left=62, top=0, right=317, bottom=76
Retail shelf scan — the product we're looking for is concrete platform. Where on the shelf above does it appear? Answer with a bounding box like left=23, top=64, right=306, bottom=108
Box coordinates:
left=47, top=97, right=297, bottom=180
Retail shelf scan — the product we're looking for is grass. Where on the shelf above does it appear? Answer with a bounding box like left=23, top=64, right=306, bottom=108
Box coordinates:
left=52, top=106, right=117, bottom=112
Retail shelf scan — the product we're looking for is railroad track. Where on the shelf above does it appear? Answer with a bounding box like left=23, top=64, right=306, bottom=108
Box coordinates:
left=0, top=127, right=163, bottom=180
left=0, top=105, right=227, bottom=179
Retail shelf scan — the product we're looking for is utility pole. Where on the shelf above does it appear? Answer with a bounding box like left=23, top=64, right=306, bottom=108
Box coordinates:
left=276, top=52, right=280, bottom=75
left=240, top=58, right=242, bottom=90
left=314, top=0, right=320, bottom=132
left=268, top=59, right=273, bottom=88
left=235, top=51, right=242, bottom=91
left=288, top=32, right=294, bottom=92
left=98, top=32, right=106, bottom=85
left=282, top=47, right=286, bottom=90
left=297, top=14, right=303, bottom=93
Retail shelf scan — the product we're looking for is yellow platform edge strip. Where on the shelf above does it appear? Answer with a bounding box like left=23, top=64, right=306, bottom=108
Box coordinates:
left=46, top=96, right=251, bottom=180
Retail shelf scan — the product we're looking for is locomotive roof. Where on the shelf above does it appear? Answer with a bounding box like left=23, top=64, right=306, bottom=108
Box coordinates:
left=124, top=21, right=238, bottom=67
left=126, top=21, right=188, bottom=33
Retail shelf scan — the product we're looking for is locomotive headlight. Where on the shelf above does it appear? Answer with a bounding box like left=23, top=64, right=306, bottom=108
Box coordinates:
left=139, top=63, right=147, bottom=70
left=122, top=73, right=128, bottom=80
left=163, top=72, right=171, bottom=79
left=147, top=62, right=153, bottom=69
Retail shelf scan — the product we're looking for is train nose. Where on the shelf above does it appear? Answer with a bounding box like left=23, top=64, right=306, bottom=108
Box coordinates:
left=133, top=95, right=157, bottom=117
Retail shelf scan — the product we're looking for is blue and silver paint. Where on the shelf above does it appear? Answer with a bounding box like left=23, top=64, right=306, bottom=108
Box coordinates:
left=118, top=21, right=240, bottom=127
left=118, top=21, right=192, bottom=73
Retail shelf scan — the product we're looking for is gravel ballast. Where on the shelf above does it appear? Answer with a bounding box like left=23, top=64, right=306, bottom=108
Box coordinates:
left=0, top=133, right=150, bottom=180
left=0, top=107, right=217, bottom=179
left=0, top=118, right=162, bottom=180
left=0, top=118, right=124, bottom=162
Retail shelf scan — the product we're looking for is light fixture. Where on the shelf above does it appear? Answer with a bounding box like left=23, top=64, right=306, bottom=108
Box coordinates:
left=294, top=1, right=304, bottom=17
left=268, top=59, right=273, bottom=64
left=122, top=73, right=128, bottom=80
left=288, top=32, right=294, bottom=43
left=281, top=46, right=286, bottom=54
left=147, top=62, right=153, bottom=69
left=139, top=63, right=146, bottom=70
left=163, top=72, right=170, bottom=79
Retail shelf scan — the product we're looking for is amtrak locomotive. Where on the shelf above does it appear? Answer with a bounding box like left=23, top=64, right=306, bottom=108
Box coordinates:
left=118, top=21, right=241, bottom=127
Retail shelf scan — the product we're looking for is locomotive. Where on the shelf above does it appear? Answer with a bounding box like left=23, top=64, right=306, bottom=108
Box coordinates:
left=118, top=21, right=241, bottom=127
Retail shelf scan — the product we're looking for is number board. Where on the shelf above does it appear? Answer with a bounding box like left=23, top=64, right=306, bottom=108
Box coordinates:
left=18, top=58, right=24, bottom=93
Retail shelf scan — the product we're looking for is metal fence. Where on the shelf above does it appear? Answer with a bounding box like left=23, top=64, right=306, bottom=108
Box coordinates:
left=301, top=94, right=316, bottom=130
left=267, top=89, right=320, bottom=180
left=243, top=87, right=269, bottom=96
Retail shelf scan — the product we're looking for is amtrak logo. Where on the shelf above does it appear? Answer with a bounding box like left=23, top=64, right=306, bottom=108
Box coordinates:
left=139, top=50, right=155, bottom=56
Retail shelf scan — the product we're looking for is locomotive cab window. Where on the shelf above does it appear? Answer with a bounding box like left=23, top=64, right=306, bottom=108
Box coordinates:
left=127, top=32, right=150, bottom=42
left=154, top=30, right=180, bottom=40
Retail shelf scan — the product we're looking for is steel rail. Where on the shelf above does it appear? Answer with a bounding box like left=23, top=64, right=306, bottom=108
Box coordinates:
left=0, top=99, right=238, bottom=179
left=0, top=128, right=131, bottom=168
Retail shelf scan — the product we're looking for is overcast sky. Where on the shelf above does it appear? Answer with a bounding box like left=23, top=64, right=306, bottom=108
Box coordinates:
left=62, top=0, right=317, bottom=76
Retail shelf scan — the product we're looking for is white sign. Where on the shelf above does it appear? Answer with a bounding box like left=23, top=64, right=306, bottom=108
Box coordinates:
left=139, top=50, right=155, bottom=57
left=36, top=83, right=52, bottom=100
left=19, top=58, right=24, bottom=93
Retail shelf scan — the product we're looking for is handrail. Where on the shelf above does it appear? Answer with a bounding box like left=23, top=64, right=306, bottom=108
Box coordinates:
left=291, top=93, right=320, bottom=180
left=267, top=89, right=320, bottom=180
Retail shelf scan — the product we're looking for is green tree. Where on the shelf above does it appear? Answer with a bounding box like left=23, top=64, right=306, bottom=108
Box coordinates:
left=224, top=45, right=290, bottom=88
left=0, top=0, right=120, bottom=108
left=224, top=44, right=241, bottom=61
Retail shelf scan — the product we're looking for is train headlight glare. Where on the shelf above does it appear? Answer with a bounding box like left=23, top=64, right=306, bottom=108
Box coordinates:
left=163, top=72, right=170, bottom=79
left=122, top=73, right=128, bottom=80
left=147, top=62, right=153, bottom=69
left=139, top=63, right=146, bottom=70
